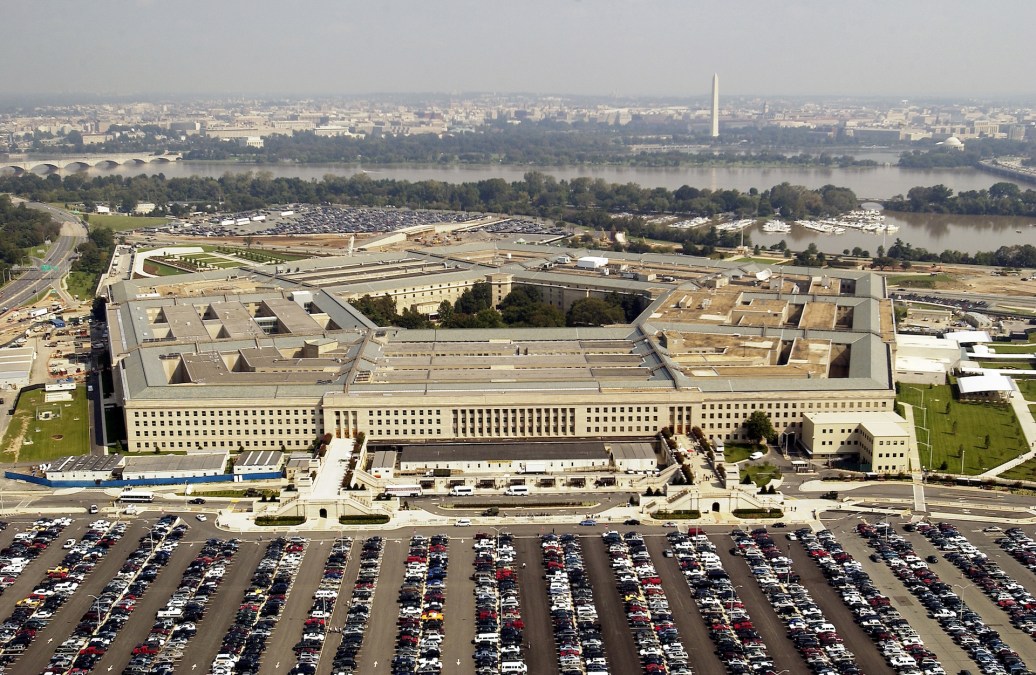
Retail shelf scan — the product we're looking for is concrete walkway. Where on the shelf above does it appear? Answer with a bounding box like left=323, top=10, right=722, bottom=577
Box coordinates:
left=899, top=402, right=927, bottom=512
left=979, top=388, right=1036, bottom=478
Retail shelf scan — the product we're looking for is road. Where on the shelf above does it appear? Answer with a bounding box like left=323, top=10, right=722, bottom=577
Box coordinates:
left=0, top=201, right=86, bottom=311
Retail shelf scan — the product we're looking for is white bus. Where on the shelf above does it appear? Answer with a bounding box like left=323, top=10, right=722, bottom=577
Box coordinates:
left=383, top=484, right=423, bottom=498
left=118, top=490, right=155, bottom=503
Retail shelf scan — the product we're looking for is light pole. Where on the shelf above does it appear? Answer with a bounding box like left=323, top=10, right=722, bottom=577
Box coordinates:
left=88, top=593, right=102, bottom=627
left=952, top=583, right=972, bottom=622
left=728, top=584, right=743, bottom=614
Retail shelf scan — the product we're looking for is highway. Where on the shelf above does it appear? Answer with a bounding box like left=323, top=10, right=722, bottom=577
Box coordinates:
left=0, top=201, right=86, bottom=310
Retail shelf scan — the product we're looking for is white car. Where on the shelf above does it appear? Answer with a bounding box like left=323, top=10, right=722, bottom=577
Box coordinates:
left=195, top=514, right=207, bottom=522
left=749, top=451, right=764, bottom=460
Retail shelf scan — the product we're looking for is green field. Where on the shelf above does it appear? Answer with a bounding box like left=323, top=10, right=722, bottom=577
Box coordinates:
left=885, top=273, right=957, bottom=289
left=899, top=383, right=1026, bottom=474
left=85, top=213, right=171, bottom=232
left=0, top=387, right=90, bottom=463
left=986, top=344, right=1036, bottom=355
left=209, top=246, right=308, bottom=262
left=1019, top=379, right=1036, bottom=401
left=739, top=462, right=782, bottom=488
left=142, top=259, right=187, bottom=276
left=722, top=443, right=764, bottom=463
left=66, top=271, right=98, bottom=301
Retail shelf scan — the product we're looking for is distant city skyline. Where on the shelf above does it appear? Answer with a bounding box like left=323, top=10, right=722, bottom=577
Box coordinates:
left=2, top=0, right=1035, bottom=100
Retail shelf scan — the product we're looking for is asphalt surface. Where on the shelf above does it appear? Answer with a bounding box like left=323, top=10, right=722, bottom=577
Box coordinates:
left=12, top=511, right=1036, bottom=674
left=900, top=526, right=1036, bottom=667
left=316, top=537, right=364, bottom=675
left=0, top=201, right=85, bottom=310
left=582, top=530, right=642, bottom=675
left=358, top=534, right=405, bottom=672
left=715, top=536, right=814, bottom=675
left=643, top=532, right=730, bottom=675
left=12, top=520, right=149, bottom=673
left=514, top=534, right=560, bottom=675
left=90, top=541, right=199, bottom=674
left=441, top=533, right=475, bottom=675
left=784, top=535, right=897, bottom=675
left=178, top=539, right=267, bottom=672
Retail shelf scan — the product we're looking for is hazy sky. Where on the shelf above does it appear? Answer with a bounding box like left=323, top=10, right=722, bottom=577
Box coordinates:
left=4, top=0, right=1033, bottom=100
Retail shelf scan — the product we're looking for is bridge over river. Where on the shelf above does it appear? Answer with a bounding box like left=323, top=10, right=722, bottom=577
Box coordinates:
left=1, top=152, right=182, bottom=173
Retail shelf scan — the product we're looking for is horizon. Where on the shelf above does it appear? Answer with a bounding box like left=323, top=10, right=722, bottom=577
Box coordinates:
left=3, top=0, right=1035, bottom=100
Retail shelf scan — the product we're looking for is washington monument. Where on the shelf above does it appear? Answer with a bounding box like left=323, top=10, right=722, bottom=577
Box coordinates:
left=711, top=73, right=719, bottom=137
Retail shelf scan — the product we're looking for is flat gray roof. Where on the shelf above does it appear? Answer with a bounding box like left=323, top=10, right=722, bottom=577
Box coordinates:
left=49, top=454, right=124, bottom=474
left=396, top=440, right=614, bottom=463
left=237, top=450, right=283, bottom=468
left=123, top=453, right=226, bottom=472
left=370, top=450, right=397, bottom=469
left=609, top=442, right=656, bottom=460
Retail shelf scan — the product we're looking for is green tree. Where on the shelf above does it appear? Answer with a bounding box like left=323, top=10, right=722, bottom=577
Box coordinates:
left=744, top=411, right=775, bottom=445
left=566, top=298, right=625, bottom=326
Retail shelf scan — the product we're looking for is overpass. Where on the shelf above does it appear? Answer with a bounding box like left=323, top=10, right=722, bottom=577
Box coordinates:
left=1, top=152, right=182, bottom=173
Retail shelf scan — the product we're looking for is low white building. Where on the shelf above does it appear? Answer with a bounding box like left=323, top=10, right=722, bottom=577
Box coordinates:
left=397, top=441, right=612, bottom=474
left=133, top=202, right=157, bottom=215
left=802, top=411, right=912, bottom=474
left=895, top=333, right=962, bottom=385
left=233, top=450, right=283, bottom=476
left=0, top=347, right=35, bottom=390
left=121, top=452, right=228, bottom=480
left=576, top=256, right=609, bottom=270
left=369, top=450, right=397, bottom=480
left=610, top=442, right=658, bottom=473
left=44, top=455, right=124, bottom=482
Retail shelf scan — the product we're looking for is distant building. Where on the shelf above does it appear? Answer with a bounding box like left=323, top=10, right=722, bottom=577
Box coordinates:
left=133, top=202, right=157, bottom=215
left=711, top=74, right=720, bottom=138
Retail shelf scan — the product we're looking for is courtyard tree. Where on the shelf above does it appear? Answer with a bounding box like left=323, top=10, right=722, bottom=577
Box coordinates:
left=744, top=411, right=776, bottom=446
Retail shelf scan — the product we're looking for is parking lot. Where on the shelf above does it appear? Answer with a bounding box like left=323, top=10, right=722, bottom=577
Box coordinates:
left=3, top=514, right=1036, bottom=674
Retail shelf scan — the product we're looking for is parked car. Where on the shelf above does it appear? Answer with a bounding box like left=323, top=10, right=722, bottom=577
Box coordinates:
left=188, top=498, right=206, bottom=505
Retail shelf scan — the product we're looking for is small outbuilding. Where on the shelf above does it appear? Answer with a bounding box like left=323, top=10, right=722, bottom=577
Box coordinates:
left=122, top=452, right=228, bottom=481
left=233, top=450, right=284, bottom=476
left=44, top=454, right=125, bottom=482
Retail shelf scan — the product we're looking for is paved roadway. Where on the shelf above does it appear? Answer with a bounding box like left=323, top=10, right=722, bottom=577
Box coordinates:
left=513, top=534, right=560, bottom=675
left=315, top=537, right=364, bottom=675
left=0, top=201, right=86, bottom=310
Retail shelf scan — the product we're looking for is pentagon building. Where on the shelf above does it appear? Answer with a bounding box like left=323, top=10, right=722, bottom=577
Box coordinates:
left=105, top=244, right=897, bottom=453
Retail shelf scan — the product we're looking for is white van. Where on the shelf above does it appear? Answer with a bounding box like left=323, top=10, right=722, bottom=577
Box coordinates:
left=505, top=486, right=529, bottom=496
left=475, top=633, right=500, bottom=644
left=501, top=663, right=529, bottom=674
left=450, top=486, right=474, bottom=497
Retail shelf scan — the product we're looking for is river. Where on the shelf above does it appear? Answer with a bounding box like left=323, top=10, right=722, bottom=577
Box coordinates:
left=71, top=159, right=1036, bottom=253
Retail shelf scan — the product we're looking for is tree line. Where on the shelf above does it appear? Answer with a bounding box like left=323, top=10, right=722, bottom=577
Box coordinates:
left=351, top=283, right=647, bottom=330
left=885, top=182, right=1036, bottom=216
left=0, top=195, right=61, bottom=273
left=30, top=120, right=881, bottom=168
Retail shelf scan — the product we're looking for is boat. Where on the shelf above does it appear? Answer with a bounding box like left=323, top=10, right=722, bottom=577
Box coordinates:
left=762, top=220, right=791, bottom=233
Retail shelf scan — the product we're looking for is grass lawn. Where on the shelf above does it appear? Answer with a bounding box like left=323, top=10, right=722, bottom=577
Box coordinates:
left=0, top=388, right=90, bottom=463
left=974, top=360, right=1034, bottom=371
left=85, top=213, right=171, bottom=232
left=66, top=271, right=98, bottom=302
left=733, top=257, right=791, bottom=264
left=739, top=462, right=782, bottom=488
left=142, top=260, right=187, bottom=276
left=898, top=383, right=1026, bottom=474
left=723, top=443, right=764, bottom=463
left=1001, top=458, right=1036, bottom=482
left=885, top=273, right=957, bottom=289
left=207, top=245, right=308, bottom=262
left=986, top=344, right=1036, bottom=355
